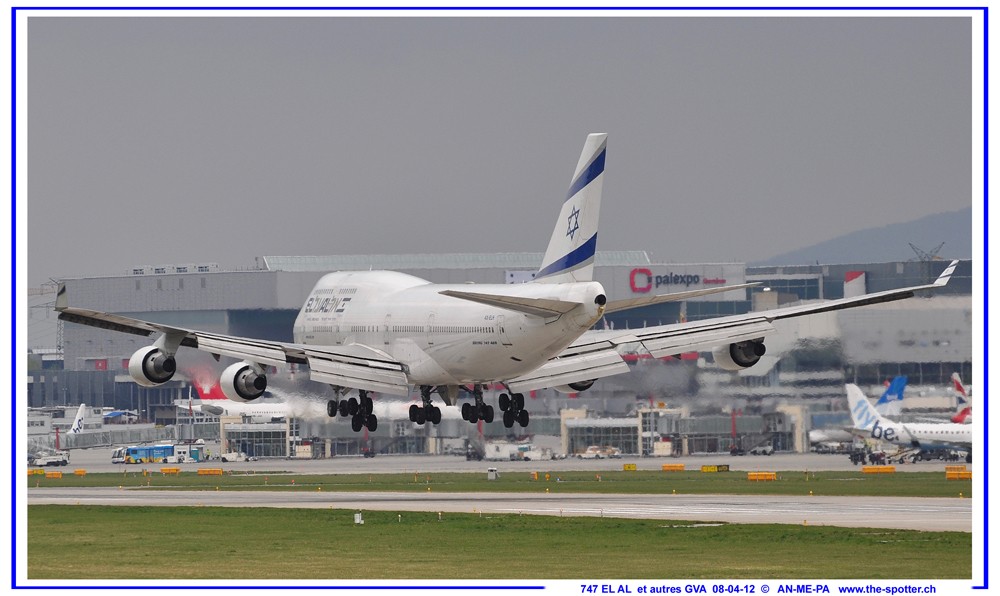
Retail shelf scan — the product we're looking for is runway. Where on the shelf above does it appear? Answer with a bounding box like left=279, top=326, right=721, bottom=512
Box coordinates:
left=27, top=487, right=970, bottom=532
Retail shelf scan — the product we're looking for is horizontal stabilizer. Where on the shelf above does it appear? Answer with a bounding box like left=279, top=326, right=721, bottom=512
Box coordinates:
left=439, top=290, right=582, bottom=318
left=604, top=283, right=760, bottom=314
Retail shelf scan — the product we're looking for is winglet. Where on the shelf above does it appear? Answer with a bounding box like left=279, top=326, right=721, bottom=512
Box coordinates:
left=933, top=259, right=959, bottom=287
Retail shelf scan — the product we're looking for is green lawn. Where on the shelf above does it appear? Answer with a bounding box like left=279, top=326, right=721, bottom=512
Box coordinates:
left=28, top=505, right=971, bottom=580
left=28, top=469, right=973, bottom=498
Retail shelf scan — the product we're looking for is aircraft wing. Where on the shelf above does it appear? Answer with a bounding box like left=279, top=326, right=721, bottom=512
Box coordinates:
left=540, top=260, right=960, bottom=385
left=56, top=307, right=410, bottom=395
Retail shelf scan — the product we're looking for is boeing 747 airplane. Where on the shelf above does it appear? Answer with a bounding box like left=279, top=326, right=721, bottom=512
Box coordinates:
left=56, top=134, right=958, bottom=433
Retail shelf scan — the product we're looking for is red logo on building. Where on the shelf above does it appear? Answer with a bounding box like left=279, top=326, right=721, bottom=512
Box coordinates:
left=630, top=268, right=653, bottom=293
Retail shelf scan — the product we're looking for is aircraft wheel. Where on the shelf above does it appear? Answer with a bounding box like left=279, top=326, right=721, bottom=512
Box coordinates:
left=430, top=406, right=442, bottom=425
left=468, top=408, right=479, bottom=423
left=361, top=396, right=373, bottom=414
left=409, top=404, right=419, bottom=422
left=339, top=401, right=350, bottom=417
left=498, top=393, right=510, bottom=411
left=327, top=400, right=337, bottom=417
left=348, top=398, right=359, bottom=416
left=351, top=415, right=364, bottom=432
left=367, top=414, right=378, bottom=432
left=514, top=393, right=525, bottom=410
left=518, top=409, right=529, bottom=428
left=415, top=408, right=426, bottom=425
left=483, top=405, right=494, bottom=424
left=461, top=403, right=471, bottom=421
left=503, top=410, right=515, bottom=428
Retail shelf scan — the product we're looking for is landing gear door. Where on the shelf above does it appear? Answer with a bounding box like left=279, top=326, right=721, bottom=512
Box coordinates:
left=497, top=315, right=513, bottom=346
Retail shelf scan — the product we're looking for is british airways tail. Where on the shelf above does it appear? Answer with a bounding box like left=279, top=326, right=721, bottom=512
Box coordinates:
left=534, top=133, right=607, bottom=284
left=69, top=403, right=86, bottom=434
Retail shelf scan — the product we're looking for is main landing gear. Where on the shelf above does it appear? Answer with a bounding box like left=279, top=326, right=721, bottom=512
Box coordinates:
left=461, top=384, right=495, bottom=424
left=498, top=392, right=529, bottom=428
left=409, top=386, right=443, bottom=425
left=326, top=390, right=378, bottom=432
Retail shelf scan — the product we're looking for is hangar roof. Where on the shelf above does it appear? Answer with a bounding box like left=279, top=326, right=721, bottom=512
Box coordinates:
left=258, top=251, right=653, bottom=272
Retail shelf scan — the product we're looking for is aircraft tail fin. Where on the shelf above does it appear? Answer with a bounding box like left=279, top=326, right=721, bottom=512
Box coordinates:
left=874, top=375, right=907, bottom=416
left=951, top=372, right=968, bottom=402
left=846, top=384, right=885, bottom=432
left=534, top=133, right=606, bottom=284
left=951, top=407, right=972, bottom=424
left=69, top=403, right=86, bottom=434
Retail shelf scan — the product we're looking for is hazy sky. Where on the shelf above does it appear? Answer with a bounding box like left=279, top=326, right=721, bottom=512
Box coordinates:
left=26, top=16, right=972, bottom=288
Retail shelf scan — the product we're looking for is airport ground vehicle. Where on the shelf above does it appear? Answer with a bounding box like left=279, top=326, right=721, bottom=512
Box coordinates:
left=29, top=450, right=69, bottom=467
left=112, top=444, right=203, bottom=464
left=749, top=445, right=774, bottom=456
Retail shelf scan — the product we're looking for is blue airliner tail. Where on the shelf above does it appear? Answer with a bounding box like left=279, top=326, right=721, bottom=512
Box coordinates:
left=874, top=375, right=907, bottom=416
left=534, top=133, right=606, bottom=284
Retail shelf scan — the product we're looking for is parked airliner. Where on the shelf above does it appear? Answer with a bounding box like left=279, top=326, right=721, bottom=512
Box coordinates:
left=846, top=384, right=972, bottom=462
left=56, top=133, right=958, bottom=434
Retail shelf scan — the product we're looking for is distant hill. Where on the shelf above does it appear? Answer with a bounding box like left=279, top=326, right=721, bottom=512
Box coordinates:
left=751, top=207, right=972, bottom=266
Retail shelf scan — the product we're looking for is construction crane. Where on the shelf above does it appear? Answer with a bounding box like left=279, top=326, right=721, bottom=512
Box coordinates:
left=909, top=242, right=945, bottom=262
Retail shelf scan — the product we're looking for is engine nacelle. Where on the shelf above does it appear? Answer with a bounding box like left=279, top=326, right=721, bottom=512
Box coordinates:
left=712, top=340, right=766, bottom=371
left=220, top=361, right=268, bottom=403
left=554, top=380, right=597, bottom=394
left=128, top=346, right=176, bottom=387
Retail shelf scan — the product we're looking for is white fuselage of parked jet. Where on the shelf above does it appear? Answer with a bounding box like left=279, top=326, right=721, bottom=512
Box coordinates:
left=292, top=271, right=606, bottom=386
left=191, top=397, right=462, bottom=422
left=846, top=384, right=972, bottom=454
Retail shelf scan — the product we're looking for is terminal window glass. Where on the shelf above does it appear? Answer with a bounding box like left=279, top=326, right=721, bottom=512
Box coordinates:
left=754, top=278, right=820, bottom=301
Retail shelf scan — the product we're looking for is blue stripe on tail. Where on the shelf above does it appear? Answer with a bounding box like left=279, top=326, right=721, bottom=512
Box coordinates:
left=565, top=148, right=606, bottom=201
left=536, top=233, right=598, bottom=279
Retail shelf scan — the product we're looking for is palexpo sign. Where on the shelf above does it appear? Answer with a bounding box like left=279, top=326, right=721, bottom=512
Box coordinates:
left=629, top=268, right=727, bottom=293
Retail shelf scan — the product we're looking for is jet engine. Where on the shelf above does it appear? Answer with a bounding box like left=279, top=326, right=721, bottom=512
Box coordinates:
left=712, top=340, right=766, bottom=371
left=128, top=346, right=176, bottom=387
left=220, top=361, right=268, bottom=403
left=554, top=380, right=596, bottom=394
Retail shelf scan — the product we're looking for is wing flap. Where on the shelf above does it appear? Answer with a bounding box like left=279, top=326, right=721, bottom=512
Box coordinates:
left=507, top=348, right=629, bottom=393
left=196, top=334, right=290, bottom=367
left=635, top=319, right=775, bottom=359
left=305, top=345, right=409, bottom=395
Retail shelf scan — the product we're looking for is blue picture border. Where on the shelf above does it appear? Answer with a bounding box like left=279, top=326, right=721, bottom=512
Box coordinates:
left=10, top=5, right=989, bottom=591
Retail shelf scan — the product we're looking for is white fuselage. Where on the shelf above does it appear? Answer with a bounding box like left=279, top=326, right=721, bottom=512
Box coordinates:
left=859, top=416, right=973, bottom=451
left=291, top=271, right=605, bottom=386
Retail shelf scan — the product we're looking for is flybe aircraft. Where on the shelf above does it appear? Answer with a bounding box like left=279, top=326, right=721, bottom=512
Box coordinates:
left=846, top=384, right=972, bottom=462
left=56, top=134, right=958, bottom=434
left=67, top=403, right=86, bottom=435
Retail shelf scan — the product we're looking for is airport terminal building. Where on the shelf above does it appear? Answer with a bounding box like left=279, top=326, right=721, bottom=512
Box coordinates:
left=27, top=252, right=971, bottom=456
